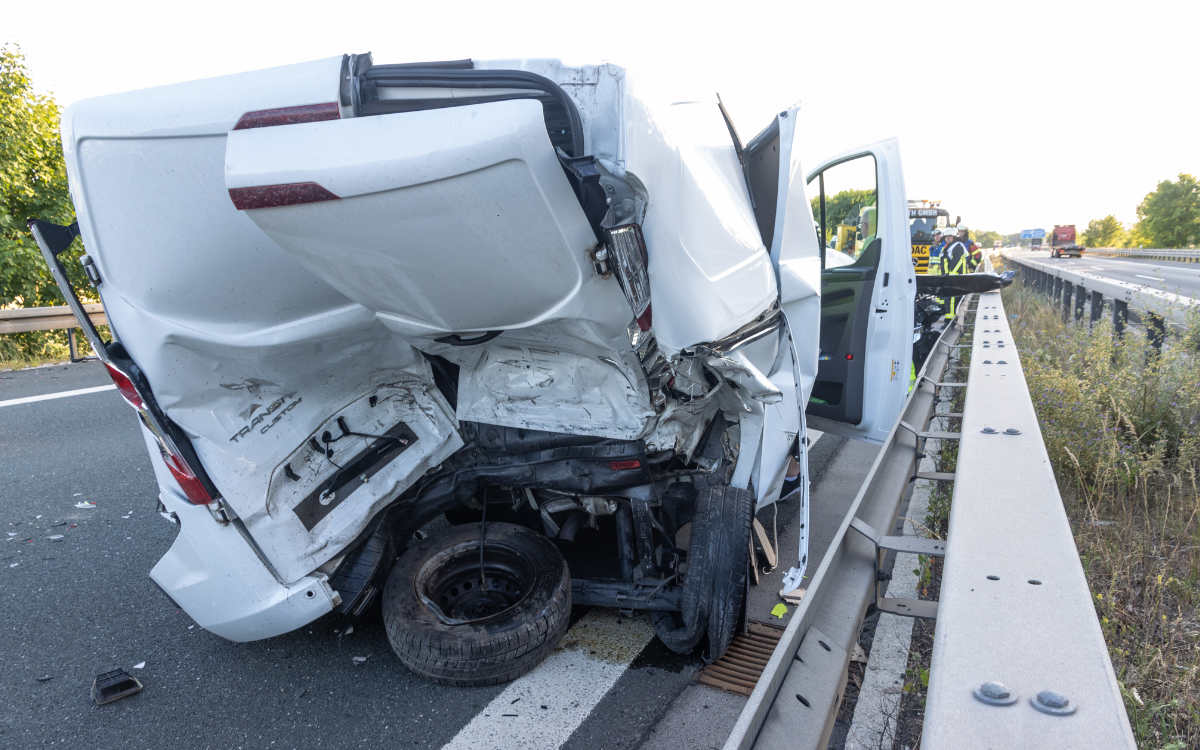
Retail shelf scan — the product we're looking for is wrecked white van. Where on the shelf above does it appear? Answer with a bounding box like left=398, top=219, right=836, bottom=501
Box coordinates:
left=33, top=54, right=916, bottom=685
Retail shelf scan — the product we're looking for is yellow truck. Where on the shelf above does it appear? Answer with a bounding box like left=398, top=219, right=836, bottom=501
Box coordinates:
left=908, top=200, right=957, bottom=274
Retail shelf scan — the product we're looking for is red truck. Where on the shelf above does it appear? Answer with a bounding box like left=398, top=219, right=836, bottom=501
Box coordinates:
left=1050, top=225, right=1085, bottom=258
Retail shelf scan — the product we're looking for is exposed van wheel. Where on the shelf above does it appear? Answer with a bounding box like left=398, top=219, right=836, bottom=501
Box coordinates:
left=652, top=485, right=754, bottom=660
left=382, top=522, right=571, bottom=686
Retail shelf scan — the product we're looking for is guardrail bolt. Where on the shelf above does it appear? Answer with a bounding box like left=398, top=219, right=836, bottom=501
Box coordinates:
left=974, top=681, right=1018, bottom=706
left=981, top=427, right=998, bottom=434
left=1031, top=690, right=1077, bottom=716
left=1004, top=428, right=1022, bottom=435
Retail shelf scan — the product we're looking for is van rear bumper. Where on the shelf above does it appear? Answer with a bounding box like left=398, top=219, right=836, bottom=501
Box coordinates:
left=150, top=487, right=338, bottom=642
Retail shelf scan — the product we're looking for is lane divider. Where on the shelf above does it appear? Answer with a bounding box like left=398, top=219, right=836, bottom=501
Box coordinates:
left=442, top=609, right=653, bottom=750
left=0, top=384, right=115, bottom=409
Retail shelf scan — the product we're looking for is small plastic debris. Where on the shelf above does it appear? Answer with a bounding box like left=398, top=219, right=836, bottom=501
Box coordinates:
left=132, top=661, right=146, bottom=669
left=36, top=675, right=54, bottom=683
left=35, top=515, right=42, bottom=520
left=770, top=603, right=788, bottom=618
left=8, top=563, right=18, bottom=568
left=72, top=492, right=82, bottom=497
left=47, top=535, right=64, bottom=542
left=92, top=668, right=143, bottom=705
left=187, top=625, right=194, bottom=630
left=74, top=502, right=96, bottom=509
left=50, top=521, right=67, bottom=527
left=342, top=625, right=354, bottom=637
left=6, top=532, right=16, bottom=537
left=351, top=656, right=368, bottom=665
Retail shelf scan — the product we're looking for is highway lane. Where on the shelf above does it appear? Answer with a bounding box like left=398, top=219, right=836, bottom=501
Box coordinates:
left=1026, top=251, right=1200, bottom=300
left=0, top=361, right=866, bottom=749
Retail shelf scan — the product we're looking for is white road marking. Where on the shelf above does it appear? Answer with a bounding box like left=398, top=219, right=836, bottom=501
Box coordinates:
left=0, top=384, right=115, bottom=409
left=1135, top=274, right=1166, bottom=282
left=442, top=609, right=653, bottom=750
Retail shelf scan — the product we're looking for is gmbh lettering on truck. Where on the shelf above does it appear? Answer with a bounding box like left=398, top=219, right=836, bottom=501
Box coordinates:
left=908, top=200, right=956, bottom=274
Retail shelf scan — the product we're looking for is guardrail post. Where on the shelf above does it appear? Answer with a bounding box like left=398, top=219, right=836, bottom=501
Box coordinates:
left=1074, top=284, right=1086, bottom=321
left=1113, top=299, right=1128, bottom=338
left=1061, top=282, right=1073, bottom=322
left=1146, top=312, right=1166, bottom=352
left=1053, top=276, right=1062, bottom=302
left=1090, top=291, right=1103, bottom=325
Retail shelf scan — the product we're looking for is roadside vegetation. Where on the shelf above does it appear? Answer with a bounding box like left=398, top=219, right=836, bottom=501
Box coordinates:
left=1, top=44, right=91, bottom=369
left=1004, top=282, right=1200, bottom=749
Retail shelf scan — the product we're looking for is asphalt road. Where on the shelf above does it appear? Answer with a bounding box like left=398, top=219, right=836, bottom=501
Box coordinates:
left=0, top=361, right=862, bottom=750
left=1033, top=251, right=1200, bottom=299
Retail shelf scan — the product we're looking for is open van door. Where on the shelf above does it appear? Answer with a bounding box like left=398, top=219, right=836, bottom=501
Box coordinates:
left=804, top=139, right=915, bottom=443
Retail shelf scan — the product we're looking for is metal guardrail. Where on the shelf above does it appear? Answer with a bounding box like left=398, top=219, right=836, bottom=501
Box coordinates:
left=726, top=287, right=1135, bottom=748
left=1003, top=252, right=1199, bottom=331
left=923, top=291, right=1135, bottom=748
left=1086, top=247, right=1200, bottom=262
left=724, top=309, right=964, bottom=750
left=0, top=304, right=105, bottom=361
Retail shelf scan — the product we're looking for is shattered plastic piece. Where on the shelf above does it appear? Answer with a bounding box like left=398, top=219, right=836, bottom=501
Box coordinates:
left=92, top=668, right=143, bottom=705
left=352, top=656, right=368, bottom=665
left=770, top=603, right=788, bottom=618
left=132, top=661, right=146, bottom=669
left=47, top=535, right=64, bottom=541
left=36, top=675, right=54, bottom=683
left=74, top=502, right=96, bottom=509
left=8, top=563, right=18, bottom=568
left=342, top=625, right=354, bottom=637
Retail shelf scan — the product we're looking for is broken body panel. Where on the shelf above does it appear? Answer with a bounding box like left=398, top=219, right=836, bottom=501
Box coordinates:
left=52, top=54, right=910, bottom=644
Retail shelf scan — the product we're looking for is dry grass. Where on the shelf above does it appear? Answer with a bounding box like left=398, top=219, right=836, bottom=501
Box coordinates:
left=1005, top=282, right=1200, bottom=750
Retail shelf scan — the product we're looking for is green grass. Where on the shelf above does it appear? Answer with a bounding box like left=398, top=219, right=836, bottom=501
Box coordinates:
left=1004, top=281, right=1200, bottom=749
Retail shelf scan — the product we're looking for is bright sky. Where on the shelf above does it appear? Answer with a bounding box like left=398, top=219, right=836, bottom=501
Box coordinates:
left=7, top=0, right=1197, bottom=234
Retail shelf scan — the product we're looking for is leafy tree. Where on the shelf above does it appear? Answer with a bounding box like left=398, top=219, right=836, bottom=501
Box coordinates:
left=973, top=229, right=1003, bottom=247
left=1081, top=215, right=1126, bottom=247
left=1, top=44, right=75, bottom=308
left=1, top=45, right=86, bottom=362
left=810, top=189, right=875, bottom=247
left=1136, top=174, right=1200, bottom=248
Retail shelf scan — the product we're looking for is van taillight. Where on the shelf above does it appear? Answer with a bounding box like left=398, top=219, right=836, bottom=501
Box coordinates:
left=161, top=450, right=214, bottom=505
left=103, top=363, right=144, bottom=409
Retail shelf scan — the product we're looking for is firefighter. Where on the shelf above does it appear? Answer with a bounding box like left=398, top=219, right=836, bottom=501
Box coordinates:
left=940, top=227, right=970, bottom=318
left=959, top=226, right=982, bottom=271
left=928, top=228, right=946, bottom=270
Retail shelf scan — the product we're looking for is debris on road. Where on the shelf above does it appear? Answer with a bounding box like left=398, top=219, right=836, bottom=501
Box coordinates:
left=36, top=675, right=54, bottom=683
left=352, top=656, right=368, bottom=665
left=132, top=661, right=146, bottom=669
left=769, top=603, right=788, bottom=618
left=47, top=535, right=64, bottom=542
left=74, top=501, right=96, bottom=509
left=92, top=668, right=143, bottom=705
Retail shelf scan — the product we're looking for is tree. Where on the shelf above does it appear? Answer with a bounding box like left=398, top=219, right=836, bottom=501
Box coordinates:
left=973, top=229, right=1003, bottom=247
left=1081, top=215, right=1125, bottom=247
left=1, top=44, right=76, bottom=309
left=810, top=189, right=875, bottom=246
left=1136, top=174, right=1200, bottom=248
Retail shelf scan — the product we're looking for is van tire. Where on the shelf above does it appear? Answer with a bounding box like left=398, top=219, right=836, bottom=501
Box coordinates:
left=652, top=485, right=754, bottom=659
left=704, top=485, right=754, bottom=660
left=382, top=522, right=571, bottom=686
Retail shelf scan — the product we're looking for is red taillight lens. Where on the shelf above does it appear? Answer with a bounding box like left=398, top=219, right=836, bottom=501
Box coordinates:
left=161, top=450, right=214, bottom=505
left=104, top=362, right=144, bottom=410
left=845, top=353, right=854, bottom=360
left=608, top=459, right=643, bottom=471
